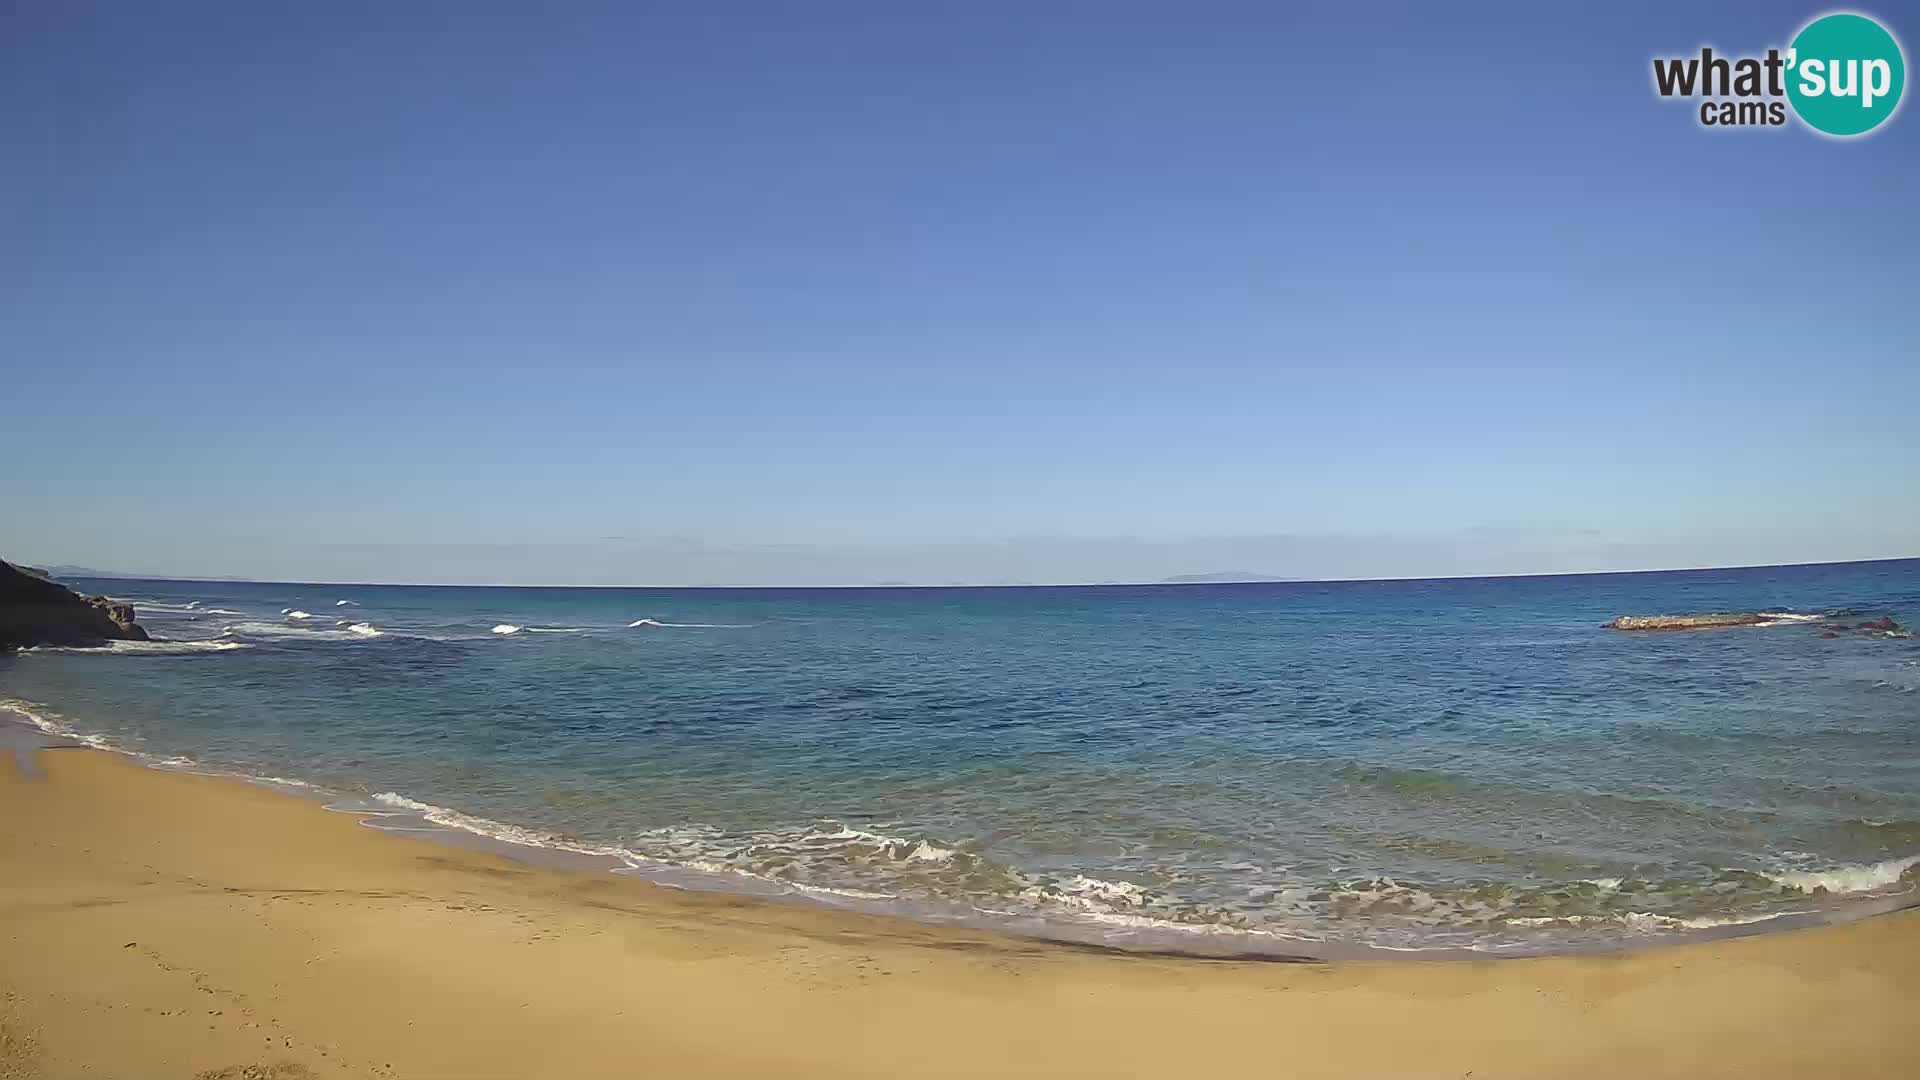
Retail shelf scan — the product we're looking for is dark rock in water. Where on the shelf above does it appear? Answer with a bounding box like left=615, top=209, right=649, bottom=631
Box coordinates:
left=1605, top=613, right=1771, bottom=631
left=95, top=599, right=149, bottom=640
left=0, top=558, right=149, bottom=649
left=1823, top=616, right=1907, bottom=639
left=1605, top=611, right=1904, bottom=634
left=1608, top=611, right=1907, bottom=639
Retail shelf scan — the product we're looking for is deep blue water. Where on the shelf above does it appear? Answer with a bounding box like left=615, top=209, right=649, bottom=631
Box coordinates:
left=4, top=560, right=1918, bottom=954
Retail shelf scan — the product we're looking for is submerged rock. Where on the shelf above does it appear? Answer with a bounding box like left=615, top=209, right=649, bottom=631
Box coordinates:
left=0, top=558, right=149, bottom=649
left=1811, top=617, right=1906, bottom=638
left=1608, top=611, right=1907, bottom=639
left=1605, top=613, right=1771, bottom=631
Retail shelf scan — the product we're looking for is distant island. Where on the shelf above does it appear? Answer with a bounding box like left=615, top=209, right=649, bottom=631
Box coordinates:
left=1159, top=571, right=1298, bottom=584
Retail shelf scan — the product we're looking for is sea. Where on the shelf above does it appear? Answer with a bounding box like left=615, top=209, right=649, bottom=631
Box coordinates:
left=4, top=559, right=1918, bottom=958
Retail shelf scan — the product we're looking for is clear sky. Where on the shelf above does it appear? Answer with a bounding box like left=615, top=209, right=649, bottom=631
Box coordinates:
left=3, top=1, right=1916, bottom=585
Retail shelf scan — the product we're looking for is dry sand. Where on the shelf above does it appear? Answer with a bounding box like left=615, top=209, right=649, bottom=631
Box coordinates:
left=4, top=746, right=1918, bottom=1079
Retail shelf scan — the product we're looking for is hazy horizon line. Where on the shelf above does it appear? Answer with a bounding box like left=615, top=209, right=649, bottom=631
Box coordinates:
left=22, top=554, right=1916, bottom=592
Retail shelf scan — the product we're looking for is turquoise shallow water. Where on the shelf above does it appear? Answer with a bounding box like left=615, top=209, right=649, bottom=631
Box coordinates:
left=4, top=560, right=1918, bottom=955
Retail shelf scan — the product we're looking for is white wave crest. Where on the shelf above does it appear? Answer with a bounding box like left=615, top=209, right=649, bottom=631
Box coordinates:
left=114, top=599, right=205, bottom=613
left=1019, top=874, right=1156, bottom=913
left=628, top=618, right=756, bottom=629
left=605, top=822, right=987, bottom=904
left=905, top=839, right=956, bottom=862
left=491, top=624, right=522, bottom=635
left=283, top=609, right=314, bottom=620
left=815, top=827, right=958, bottom=864
left=335, top=599, right=359, bottom=606
left=1753, top=611, right=1830, bottom=627
left=24, top=638, right=252, bottom=655
left=222, top=621, right=387, bottom=643
left=369, top=792, right=624, bottom=858
left=224, top=621, right=304, bottom=638
left=778, top=881, right=901, bottom=902
left=245, top=774, right=317, bottom=790
left=0, top=697, right=116, bottom=751
left=1503, top=909, right=1801, bottom=932
left=1764, top=854, right=1920, bottom=894
left=493, top=624, right=583, bottom=635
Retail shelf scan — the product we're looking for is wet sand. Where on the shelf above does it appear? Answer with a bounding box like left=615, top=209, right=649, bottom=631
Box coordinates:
left=3, top=746, right=1918, bottom=1079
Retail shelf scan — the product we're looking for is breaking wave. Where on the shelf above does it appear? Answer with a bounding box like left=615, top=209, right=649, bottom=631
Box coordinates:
left=220, top=621, right=390, bottom=644
left=0, top=696, right=116, bottom=751
left=21, top=639, right=252, bottom=655
left=367, top=792, right=627, bottom=856
left=628, top=618, right=756, bottom=629
left=1764, top=854, right=1920, bottom=894
left=1753, top=611, right=1831, bottom=627
left=110, top=598, right=205, bottom=613
left=1504, top=909, right=1804, bottom=932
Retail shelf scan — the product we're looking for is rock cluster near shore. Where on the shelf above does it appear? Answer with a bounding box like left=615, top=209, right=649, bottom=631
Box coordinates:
left=0, top=558, right=148, bottom=650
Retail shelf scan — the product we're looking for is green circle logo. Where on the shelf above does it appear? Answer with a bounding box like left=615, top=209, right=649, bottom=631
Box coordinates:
left=1786, top=13, right=1906, bottom=136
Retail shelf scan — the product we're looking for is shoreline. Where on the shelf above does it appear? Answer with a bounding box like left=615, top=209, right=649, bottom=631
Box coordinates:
left=6, top=704, right=1916, bottom=963
left=5, top=744, right=1920, bottom=1077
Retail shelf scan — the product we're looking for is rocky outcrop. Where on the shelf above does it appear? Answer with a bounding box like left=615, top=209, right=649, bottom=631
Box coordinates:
left=0, top=559, right=149, bottom=650
left=1605, top=613, right=1772, bottom=631
left=1821, top=616, right=1909, bottom=639
left=1608, top=611, right=1910, bottom=639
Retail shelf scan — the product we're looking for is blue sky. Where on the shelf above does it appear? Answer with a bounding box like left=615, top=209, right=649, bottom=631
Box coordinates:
left=3, top=1, right=1915, bottom=585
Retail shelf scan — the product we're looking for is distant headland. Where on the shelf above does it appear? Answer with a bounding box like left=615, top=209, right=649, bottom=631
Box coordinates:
left=0, top=559, right=150, bottom=650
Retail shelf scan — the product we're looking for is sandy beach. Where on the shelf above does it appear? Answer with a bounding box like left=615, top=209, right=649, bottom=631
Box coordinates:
left=0, top=745, right=1913, bottom=1078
